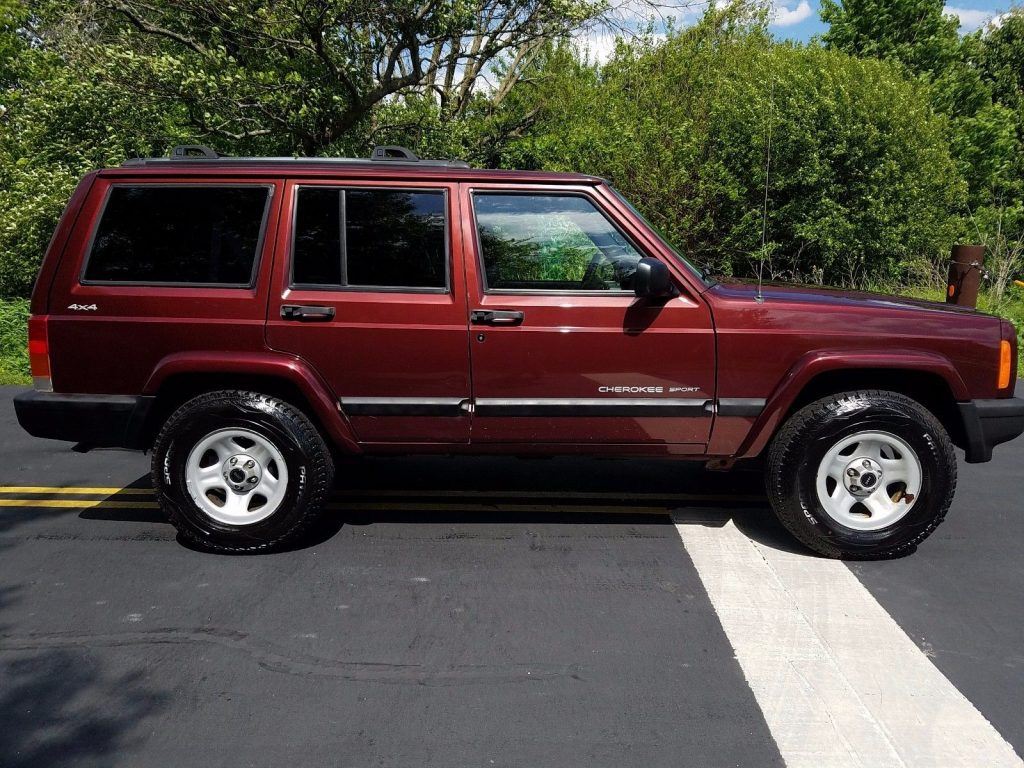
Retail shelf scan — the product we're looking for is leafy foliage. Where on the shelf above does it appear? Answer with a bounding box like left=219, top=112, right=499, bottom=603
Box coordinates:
left=821, top=0, right=961, bottom=78
left=0, top=297, right=29, bottom=385
left=0, top=0, right=1023, bottom=304
left=822, top=0, right=1024, bottom=288
left=499, top=10, right=962, bottom=286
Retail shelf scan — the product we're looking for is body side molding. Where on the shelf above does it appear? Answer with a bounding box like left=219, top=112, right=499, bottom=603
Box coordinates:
left=340, top=397, right=468, bottom=416
left=474, top=398, right=711, bottom=417
left=716, top=398, right=768, bottom=418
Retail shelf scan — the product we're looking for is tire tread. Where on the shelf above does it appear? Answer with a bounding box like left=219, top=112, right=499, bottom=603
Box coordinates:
left=766, top=389, right=957, bottom=560
left=150, top=390, right=334, bottom=554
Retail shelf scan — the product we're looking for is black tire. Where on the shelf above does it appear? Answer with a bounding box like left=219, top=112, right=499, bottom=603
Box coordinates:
left=766, top=390, right=957, bottom=559
left=151, top=390, right=334, bottom=554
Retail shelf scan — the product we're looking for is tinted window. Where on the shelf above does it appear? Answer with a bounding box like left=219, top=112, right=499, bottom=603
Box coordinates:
left=84, top=186, right=270, bottom=285
left=292, top=188, right=447, bottom=289
left=292, top=188, right=341, bottom=285
left=474, top=194, right=643, bottom=291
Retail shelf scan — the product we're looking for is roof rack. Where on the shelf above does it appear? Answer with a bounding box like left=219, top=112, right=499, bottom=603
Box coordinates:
left=121, top=144, right=471, bottom=169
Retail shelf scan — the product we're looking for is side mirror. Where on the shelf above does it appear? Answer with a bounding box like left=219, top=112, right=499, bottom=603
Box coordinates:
left=633, top=257, right=679, bottom=300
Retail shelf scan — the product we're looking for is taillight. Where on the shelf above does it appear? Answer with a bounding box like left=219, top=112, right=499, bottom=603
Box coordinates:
left=27, top=315, right=52, bottom=391
left=998, top=320, right=1017, bottom=391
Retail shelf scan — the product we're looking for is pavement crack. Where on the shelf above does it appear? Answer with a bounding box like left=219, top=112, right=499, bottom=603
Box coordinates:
left=0, top=627, right=581, bottom=685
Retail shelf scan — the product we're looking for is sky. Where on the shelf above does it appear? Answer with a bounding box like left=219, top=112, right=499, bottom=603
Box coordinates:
left=771, top=1, right=1013, bottom=41
left=580, top=1, right=1018, bottom=60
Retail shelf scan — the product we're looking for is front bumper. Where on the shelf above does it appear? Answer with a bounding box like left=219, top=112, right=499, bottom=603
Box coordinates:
left=14, top=391, right=154, bottom=450
left=958, top=397, right=1024, bottom=463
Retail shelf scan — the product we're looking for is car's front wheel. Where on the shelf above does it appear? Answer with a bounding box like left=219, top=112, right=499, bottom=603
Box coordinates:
left=152, top=390, right=334, bottom=553
left=766, top=390, right=957, bottom=559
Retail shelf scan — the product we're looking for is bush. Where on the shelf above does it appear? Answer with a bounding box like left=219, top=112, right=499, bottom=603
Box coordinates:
left=0, top=297, right=29, bottom=385
left=501, top=13, right=965, bottom=288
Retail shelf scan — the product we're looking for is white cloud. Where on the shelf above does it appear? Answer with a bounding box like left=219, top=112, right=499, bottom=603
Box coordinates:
left=579, top=0, right=817, bottom=58
left=772, top=1, right=814, bottom=27
left=574, top=28, right=667, bottom=64
left=575, top=30, right=621, bottom=64
left=944, top=5, right=999, bottom=31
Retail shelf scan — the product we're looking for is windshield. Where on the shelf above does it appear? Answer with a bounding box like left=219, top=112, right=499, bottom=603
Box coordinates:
left=609, top=187, right=712, bottom=287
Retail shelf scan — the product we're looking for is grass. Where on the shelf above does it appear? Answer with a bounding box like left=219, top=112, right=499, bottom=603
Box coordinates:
left=0, top=284, right=1020, bottom=388
left=0, top=298, right=30, bottom=386
left=899, top=284, right=1024, bottom=377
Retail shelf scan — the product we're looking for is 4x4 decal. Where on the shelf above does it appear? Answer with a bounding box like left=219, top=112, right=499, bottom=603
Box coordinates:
left=67, top=303, right=98, bottom=311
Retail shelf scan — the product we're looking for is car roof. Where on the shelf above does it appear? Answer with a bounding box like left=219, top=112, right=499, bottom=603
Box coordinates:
left=109, top=148, right=603, bottom=185
left=102, top=161, right=603, bottom=185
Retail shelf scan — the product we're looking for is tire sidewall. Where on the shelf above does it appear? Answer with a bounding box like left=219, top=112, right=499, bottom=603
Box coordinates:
left=155, top=395, right=313, bottom=549
left=790, top=396, right=953, bottom=553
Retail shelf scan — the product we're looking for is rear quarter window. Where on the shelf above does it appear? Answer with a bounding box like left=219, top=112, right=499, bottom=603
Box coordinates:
left=82, top=185, right=271, bottom=286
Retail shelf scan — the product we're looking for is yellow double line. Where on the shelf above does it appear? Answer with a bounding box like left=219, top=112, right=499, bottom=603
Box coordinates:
left=0, top=485, right=761, bottom=513
left=0, top=486, right=157, bottom=509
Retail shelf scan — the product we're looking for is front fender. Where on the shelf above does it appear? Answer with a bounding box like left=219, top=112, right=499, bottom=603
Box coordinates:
left=143, top=351, right=361, bottom=454
left=734, top=349, right=969, bottom=459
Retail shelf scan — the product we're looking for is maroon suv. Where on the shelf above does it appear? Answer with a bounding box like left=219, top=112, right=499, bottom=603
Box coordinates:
left=14, top=145, right=1024, bottom=557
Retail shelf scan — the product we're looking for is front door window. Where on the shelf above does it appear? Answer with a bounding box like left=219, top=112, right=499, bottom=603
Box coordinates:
left=474, top=194, right=643, bottom=293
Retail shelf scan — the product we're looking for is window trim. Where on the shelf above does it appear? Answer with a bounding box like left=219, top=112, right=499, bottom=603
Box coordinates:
left=470, top=189, right=648, bottom=296
left=289, top=184, right=451, bottom=295
left=79, top=183, right=274, bottom=289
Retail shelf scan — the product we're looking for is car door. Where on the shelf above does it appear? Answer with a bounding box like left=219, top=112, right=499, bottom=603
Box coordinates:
left=462, top=183, right=715, bottom=450
left=266, top=179, right=471, bottom=443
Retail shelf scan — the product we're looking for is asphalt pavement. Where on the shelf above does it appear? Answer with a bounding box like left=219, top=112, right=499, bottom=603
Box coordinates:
left=1, top=384, right=1022, bottom=767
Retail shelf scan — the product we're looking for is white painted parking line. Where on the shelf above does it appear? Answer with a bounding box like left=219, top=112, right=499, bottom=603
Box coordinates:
left=674, top=511, right=1023, bottom=768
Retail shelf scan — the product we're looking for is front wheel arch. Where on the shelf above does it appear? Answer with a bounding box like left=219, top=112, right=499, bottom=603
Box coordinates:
left=735, top=356, right=968, bottom=459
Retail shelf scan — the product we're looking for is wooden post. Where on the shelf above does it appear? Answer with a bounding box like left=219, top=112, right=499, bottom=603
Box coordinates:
left=946, top=245, right=985, bottom=308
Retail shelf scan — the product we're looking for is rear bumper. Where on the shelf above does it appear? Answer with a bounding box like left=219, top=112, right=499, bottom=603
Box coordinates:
left=959, top=397, right=1024, bottom=464
left=14, top=391, right=154, bottom=450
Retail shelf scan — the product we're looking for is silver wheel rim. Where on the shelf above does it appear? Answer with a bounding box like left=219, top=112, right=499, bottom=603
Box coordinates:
left=185, top=428, right=289, bottom=526
left=814, top=430, right=922, bottom=531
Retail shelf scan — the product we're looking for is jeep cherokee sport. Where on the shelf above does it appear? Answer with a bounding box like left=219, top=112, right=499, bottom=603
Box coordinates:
left=14, top=145, right=1024, bottom=557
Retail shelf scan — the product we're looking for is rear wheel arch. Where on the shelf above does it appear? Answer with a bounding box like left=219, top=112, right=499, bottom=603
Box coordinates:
left=141, top=357, right=359, bottom=454
left=147, top=373, right=311, bottom=439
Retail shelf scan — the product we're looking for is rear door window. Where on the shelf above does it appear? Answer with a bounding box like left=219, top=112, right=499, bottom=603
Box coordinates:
left=83, top=185, right=271, bottom=286
left=291, top=187, right=447, bottom=291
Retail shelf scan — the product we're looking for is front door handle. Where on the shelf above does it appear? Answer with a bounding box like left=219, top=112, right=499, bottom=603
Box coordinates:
left=470, top=309, right=525, bottom=326
left=281, top=304, right=335, bottom=321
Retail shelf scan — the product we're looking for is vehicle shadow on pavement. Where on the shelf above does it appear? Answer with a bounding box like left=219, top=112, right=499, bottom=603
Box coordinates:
left=76, top=455, right=817, bottom=557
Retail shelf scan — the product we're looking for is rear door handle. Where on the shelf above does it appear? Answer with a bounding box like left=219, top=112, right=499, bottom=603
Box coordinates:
left=470, top=309, right=525, bottom=326
left=281, top=304, right=335, bottom=321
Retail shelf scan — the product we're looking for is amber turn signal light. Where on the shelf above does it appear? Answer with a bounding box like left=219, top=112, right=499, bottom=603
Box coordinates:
left=999, top=340, right=1012, bottom=390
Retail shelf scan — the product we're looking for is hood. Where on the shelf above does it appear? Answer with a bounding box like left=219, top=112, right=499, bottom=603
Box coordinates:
left=707, top=278, right=984, bottom=317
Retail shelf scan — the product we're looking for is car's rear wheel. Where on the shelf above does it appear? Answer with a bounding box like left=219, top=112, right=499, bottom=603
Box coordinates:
left=766, top=390, right=957, bottom=559
left=152, top=390, right=334, bottom=553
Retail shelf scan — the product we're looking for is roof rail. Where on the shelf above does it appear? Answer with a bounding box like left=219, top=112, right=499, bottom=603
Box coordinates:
left=371, top=145, right=419, bottom=161
left=121, top=144, right=470, bottom=169
left=171, top=145, right=222, bottom=159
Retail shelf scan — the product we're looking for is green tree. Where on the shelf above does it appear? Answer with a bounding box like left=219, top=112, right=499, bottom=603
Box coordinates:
left=822, top=0, right=1024, bottom=283
left=0, top=1, right=191, bottom=296
left=976, top=8, right=1024, bottom=112
left=30, top=0, right=612, bottom=156
left=504, top=7, right=963, bottom=287
left=820, top=0, right=961, bottom=78
left=0, top=0, right=627, bottom=296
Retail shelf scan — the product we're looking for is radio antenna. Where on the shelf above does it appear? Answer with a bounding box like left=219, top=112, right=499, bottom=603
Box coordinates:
left=756, top=74, right=775, bottom=304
